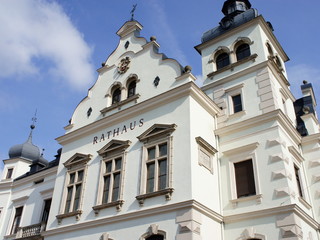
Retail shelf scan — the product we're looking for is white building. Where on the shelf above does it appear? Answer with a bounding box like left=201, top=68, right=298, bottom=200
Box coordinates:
left=1, top=1, right=320, bottom=239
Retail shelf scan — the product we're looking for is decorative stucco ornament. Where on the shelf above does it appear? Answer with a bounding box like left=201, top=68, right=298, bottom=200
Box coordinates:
left=117, top=57, right=131, bottom=74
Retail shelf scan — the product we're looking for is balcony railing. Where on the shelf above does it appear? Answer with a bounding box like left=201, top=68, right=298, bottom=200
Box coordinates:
left=14, top=222, right=46, bottom=240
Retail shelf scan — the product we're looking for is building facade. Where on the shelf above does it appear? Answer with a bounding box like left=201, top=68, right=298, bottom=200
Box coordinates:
left=1, top=1, right=320, bottom=239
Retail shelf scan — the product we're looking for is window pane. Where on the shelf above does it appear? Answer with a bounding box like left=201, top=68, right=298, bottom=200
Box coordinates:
left=112, top=88, right=121, bottom=104
left=69, top=173, right=75, bottom=184
left=105, top=161, right=112, bottom=173
left=73, top=184, right=82, bottom=211
left=112, top=173, right=120, bottom=201
left=127, top=81, right=136, bottom=98
left=146, top=163, right=155, bottom=193
left=11, top=207, right=23, bottom=234
left=234, top=160, right=256, bottom=198
left=115, top=158, right=122, bottom=171
left=41, top=199, right=52, bottom=223
left=65, top=187, right=73, bottom=213
left=159, top=143, right=167, bottom=157
left=6, top=168, right=13, bottom=179
left=216, top=52, right=230, bottom=70
left=232, top=94, right=243, bottom=113
left=77, top=170, right=84, bottom=182
left=103, top=176, right=111, bottom=203
left=146, top=235, right=164, bottom=240
left=236, top=43, right=251, bottom=61
left=158, top=159, right=167, bottom=190
left=295, top=166, right=303, bottom=198
left=147, top=147, right=156, bottom=160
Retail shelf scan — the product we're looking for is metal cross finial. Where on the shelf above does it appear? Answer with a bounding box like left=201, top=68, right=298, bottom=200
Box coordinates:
left=131, top=4, right=137, bottom=21
left=31, top=109, right=37, bottom=125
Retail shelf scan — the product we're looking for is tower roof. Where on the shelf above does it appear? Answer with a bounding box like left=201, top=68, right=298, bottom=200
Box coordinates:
left=8, top=124, right=48, bottom=165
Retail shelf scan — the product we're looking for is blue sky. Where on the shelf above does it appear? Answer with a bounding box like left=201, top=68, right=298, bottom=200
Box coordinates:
left=1, top=0, right=320, bottom=174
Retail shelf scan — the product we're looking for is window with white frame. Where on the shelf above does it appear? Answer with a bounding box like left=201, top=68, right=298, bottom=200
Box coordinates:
left=136, top=124, right=176, bottom=205
left=6, top=168, right=13, bottom=179
left=57, top=153, right=91, bottom=223
left=41, top=199, right=52, bottom=224
left=93, top=140, right=130, bottom=213
left=294, top=164, right=304, bottom=198
left=226, top=83, right=244, bottom=115
left=224, top=142, right=261, bottom=204
left=10, top=206, right=23, bottom=235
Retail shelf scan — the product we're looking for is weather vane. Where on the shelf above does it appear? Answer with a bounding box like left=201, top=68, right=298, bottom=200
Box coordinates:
left=131, top=4, right=137, bottom=21
left=31, top=109, right=38, bottom=129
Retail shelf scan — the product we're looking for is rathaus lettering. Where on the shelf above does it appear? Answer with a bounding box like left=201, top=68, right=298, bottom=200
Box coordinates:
left=93, top=118, right=144, bottom=144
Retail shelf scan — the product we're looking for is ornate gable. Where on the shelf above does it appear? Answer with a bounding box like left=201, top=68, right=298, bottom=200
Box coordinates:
left=137, top=124, right=177, bottom=143
left=97, top=139, right=131, bottom=157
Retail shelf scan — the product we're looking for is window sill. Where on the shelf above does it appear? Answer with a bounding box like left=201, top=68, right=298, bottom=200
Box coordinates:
left=298, top=196, right=312, bottom=210
left=228, top=110, right=246, bottom=119
left=100, top=94, right=140, bottom=115
left=230, top=194, right=262, bottom=208
left=207, top=53, right=258, bottom=78
left=136, top=188, right=174, bottom=206
left=56, top=209, right=82, bottom=224
left=92, top=200, right=124, bottom=215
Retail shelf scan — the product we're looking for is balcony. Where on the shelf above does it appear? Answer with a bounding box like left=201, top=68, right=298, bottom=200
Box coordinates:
left=14, top=222, right=46, bottom=240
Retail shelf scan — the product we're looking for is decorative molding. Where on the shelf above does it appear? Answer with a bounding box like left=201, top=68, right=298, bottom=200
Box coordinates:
left=137, top=124, right=177, bottom=142
left=100, top=94, right=140, bottom=115
left=275, top=187, right=294, bottom=198
left=230, top=194, right=262, bottom=208
left=267, top=138, right=286, bottom=148
left=272, top=169, right=292, bottom=180
left=136, top=188, right=174, bottom=206
left=288, top=146, right=304, bottom=163
left=223, top=142, right=259, bottom=156
left=56, top=210, right=83, bottom=224
left=57, top=82, right=221, bottom=145
left=92, top=200, right=125, bottom=215
left=269, top=154, right=289, bottom=164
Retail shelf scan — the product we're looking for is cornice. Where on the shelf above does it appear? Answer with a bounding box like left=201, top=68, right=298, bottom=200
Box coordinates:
left=301, top=133, right=320, bottom=145
left=202, top=60, right=268, bottom=91
left=195, top=15, right=288, bottom=62
left=56, top=82, right=220, bottom=145
left=224, top=204, right=319, bottom=229
left=12, top=166, right=58, bottom=188
left=42, top=199, right=223, bottom=236
left=215, top=110, right=301, bottom=145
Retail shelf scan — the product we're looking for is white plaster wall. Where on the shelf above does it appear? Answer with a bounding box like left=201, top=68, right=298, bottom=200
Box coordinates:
left=48, top=95, right=200, bottom=230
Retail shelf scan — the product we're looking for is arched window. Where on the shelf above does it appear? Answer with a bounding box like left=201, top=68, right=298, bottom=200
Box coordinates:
left=146, top=235, right=164, bottom=240
left=216, top=52, right=230, bottom=70
left=266, top=42, right=274, bottom=57
left=127, top=80, right=136, bottom=98
left=112, top=87, right=121, bottom=104
left=236, top=43, right=251, bottom=61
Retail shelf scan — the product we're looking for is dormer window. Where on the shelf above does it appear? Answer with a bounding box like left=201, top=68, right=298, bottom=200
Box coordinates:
left=112, top=87, right=121, bottom=104
left=236, top=43, right=251, bottom=61
left=127, top=80, right=136, bottom=98
left=216, top=52, right=230, bottom=70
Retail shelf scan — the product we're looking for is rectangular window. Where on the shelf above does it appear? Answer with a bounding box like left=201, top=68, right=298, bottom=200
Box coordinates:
left=41, top=199, right=52, bottom=223
left=11, top=206, right=23, bottom=235
left=102, top=157, right=123, bottom=203
left=294, top=165, right=304, bottom=198
left=6, top=168, right=13, bottom=179
left=234, top=159, right=256, bottom=198
left=64, top=170, right=84, bottom=213
left=146, top=142, right=168, bottom=193
left=232, top=94, right=243, bottom=113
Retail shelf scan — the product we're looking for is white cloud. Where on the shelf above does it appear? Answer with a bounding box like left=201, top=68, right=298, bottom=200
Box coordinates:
left=147, top=1, right=188, bottom=66
left=0, top=0, right=95, bottom=90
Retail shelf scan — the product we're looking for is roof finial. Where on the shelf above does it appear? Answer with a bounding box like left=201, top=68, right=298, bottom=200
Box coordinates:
left=130, top=4, right=137, bottom=21
left=27, top=109, right=37, bottom=143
